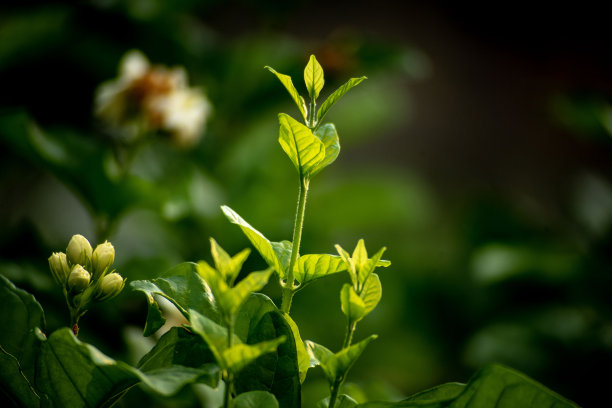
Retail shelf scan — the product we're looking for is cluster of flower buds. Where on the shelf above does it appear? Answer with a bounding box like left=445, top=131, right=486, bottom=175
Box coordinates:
left=94, top=50, right=212, bottom=148
left=48, top=234, right=125, bottom=309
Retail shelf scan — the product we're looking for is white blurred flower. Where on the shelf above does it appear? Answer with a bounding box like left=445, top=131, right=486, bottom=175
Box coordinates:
left=94, top=50, right=211, bottom=148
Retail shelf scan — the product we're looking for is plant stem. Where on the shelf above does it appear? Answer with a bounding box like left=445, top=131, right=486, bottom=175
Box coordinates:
left=328, top=377, right=343, bottom=408
left=223, top=319, right=234, bottom=408
left=308, top=98, right=317, bottom=129
left=342, top=320, right=357, bottom=349
left=281, top=176, right=310, bottom=314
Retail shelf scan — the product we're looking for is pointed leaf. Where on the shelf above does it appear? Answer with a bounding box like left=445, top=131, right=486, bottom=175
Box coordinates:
left=334, top=335, right=377, bottom=381
left=130, top=262, right=219, bottom=336
left=358, top=247, right=388, bottom=289
left=37, top=328, right=219, bottom=407
left=304, top=54, right=325, bottom=100
left=234, top=390, right=279, bottom=408
left=317, top=77, right=367, bottom=124
left=360, top=273, right=382, bottom=317
left=188, top=308, right=241, bottom=369
left=340, top=284, right=366, bottom=323
left=335, top=244, right=357, bottom=285
left=223, top=336, right=285, bottom=374
left=265, top=66, right=308, bottom=122
left=294, top=253, right=347, bottom=286
left=284, top=313, right=310, bottom=383
left=210, top=238, right=250, bottom=284
left=311, top=123, right=341, bottom=177
left=305, top=340, right=336, bottom=384
left=235, top=305, right=301, bottom=407
left=0, top=275, right=45, bottom=408
left=222, top=205, right=288, bottom=279
left=278, top=113, right=325, bottom=177
left=352, top=240, right=369, bottom=273
left=226, top=268, right=274, bottom=315
left=137, top=327, right=215, bottom=371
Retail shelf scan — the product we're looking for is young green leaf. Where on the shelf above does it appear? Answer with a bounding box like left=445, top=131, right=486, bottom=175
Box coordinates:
left=265, top=66, right=308, bottom=122
left=234, top=293, right=278, bottom=342
left=188, top=308, right=241, bottom=369
left=316, top=77, right=367, bottom=125
left=278, top=113, right=326, bottom=177
left=210, top=238, right=250, bottom=285
left=222, top=205, right=290, bottom=279
left=357, top=247, right=388, bottom=290
left=340, top=284, right=366, bottom=323
left=304, top=54, right=325, bottom=100
left=0, top=275, right=45, bottom=408
left=137, top=327, right=215, bottom=371
left=284, top=313, right=311, bottom=383
left=130, top=262, right=219, bottom=336
left=294, top=253, right=347, bottom=287
left=305, top=341, right=336, bottom=384
left=234, top=390, right=279, bottom=408
left=37, top=328, right=219, bottom=407
left=360, top=273, right=382, bottom=317
left=226, top=268, right=274, bottom=315
left=310, top=123, right=341, bottom=177
left=223, top=336, right=286, bottom=374
left=317, top=394, right=358, bottom=408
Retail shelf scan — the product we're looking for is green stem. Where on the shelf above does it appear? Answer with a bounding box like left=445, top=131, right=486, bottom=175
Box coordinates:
left=342, top=320, right=357, bottom=349
left=308, top=98, right=317, bottom=129
left=281, top=176, right=310, bottom=314
left=223, top=318, right=234, bottom=408
left=328, top=376, right=343, bottom=408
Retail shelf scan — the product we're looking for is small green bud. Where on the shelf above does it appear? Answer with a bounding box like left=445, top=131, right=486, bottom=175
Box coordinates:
left=96, top=272, right=125, bottom=301
left=68, top=265, right=91, bottom=292
left=92, top=241, right=115, bottom=279
left=48, top=252, right=70, bottom=285
left=66, top=234, right=93, bottom=267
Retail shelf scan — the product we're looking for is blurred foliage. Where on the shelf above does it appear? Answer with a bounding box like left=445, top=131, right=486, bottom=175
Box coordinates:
left=1, top=1, right=611, bottom=407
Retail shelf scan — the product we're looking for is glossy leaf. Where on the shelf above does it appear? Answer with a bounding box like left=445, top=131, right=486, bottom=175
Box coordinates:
left=0, top=275, right=45, bottom=408
left=229, top=269, right=274, bottom=315
left=304, top=54, right=324, bottom=100
left=311, top=123, right=341, bottom=177
left=223, top=336, right=286, bottom=373
left=234, top=390, right=279, bottom=408
left=235, top=307, right=301, bottom=407
left=317, top=77, right=367, bottom=125
left=358, top=365, right=579, bottom=407
left=188, top=308, right=240, bottom=368
left=335, top=242, right=390, bottom=289
left=130, top=262, right=218, bottom=336
left=37, top=328, right=219, bottom=407
left=278, top=113, right=326, bottom=177
left=294, top=253, right=346, bottom=287
left=137, top=327, right=215, bottom=371
left=340, top=284, right=366, bottom=323
left=318, top=394, right=358, bottom=408
left=222, top=205, right=289, bottom=278
left=284, top=313, right=310, bottom=383
left=234, top=293, right=278, bottom=343
left=265, top=66, right=308, bottom=122
left=306, top=335, right=377, bottom=385
left=360, top=273, right=382, bottom=317
left=357, top=247, right=387, bottom=290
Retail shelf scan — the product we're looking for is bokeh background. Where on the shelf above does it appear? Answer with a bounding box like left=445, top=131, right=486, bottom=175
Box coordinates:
left=2, top=1, right=612, bottom=406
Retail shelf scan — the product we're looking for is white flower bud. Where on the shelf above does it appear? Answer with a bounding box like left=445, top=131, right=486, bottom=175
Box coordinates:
left=96, top=272, right=125, bottom=301
left=48, top=252, right=70, bottom=285
left=92, top=241, right=115, bottom=280
left=66, top=234, right=93, bottom=267
left=68, top=265, right=91, bottom=293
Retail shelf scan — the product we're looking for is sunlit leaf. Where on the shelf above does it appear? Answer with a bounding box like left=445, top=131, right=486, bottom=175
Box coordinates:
left=340, top=284, right=366, bottom=323
left=311, top=123, right=341, bottom=177
left=265, top=66, right=308, bottom=122
left=294, top=253, right=346, bottom=287
left=234, top=390, right=279, bottom=408
left=137, top=327, right=215, bottom=371
left=318, top=394, right=358, bottom=408
left=222, top=205, right=288, bottom=279
left=223, top=336, right=285, bottom=374
left=210, top=238, right=250, bottom=285
left=227, top=269, right=274, bottom=315
left=304, top=54, right=325, bottom=100
left=284, top=313, right=310, bottom=383
left=278, top=113, right=326, bottom=177
left=130, top=262, right=219, bottom=336
left=357, top=247, right=388, bottom=289
left=305, top=341, right=335, bottom=384
left=317, top=77, right=367, bottom=125
left=188, top=308, right=240, bottom=369
left=360, top=274, right=382, bottom=317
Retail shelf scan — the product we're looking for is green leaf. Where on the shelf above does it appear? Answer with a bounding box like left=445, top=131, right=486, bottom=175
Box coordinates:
left=234, top=390, right=279, bottom=408
left=304, top=54, right=325, bottom=100
left=130, top=262, right=219, bottom=336
left=234, top=293, right=278, bottom=343
left=137, top=327, right=215, bottom=371
left=307, top=335, right=378, bottom=386
left=360, top=273, right=382, bottom=317
left=278, top=113, right=326, bottom=177
left=311, top=123, right=341, bottom=177
left=317, top=77, right=367, bottom=125
left=265, top=65, right=308, bottom=122
left=318, top=394, right=358, bottom=408
left=225, top=268, right=274, bottom=316
left=340, top=284, right=366, bottom=323
left=223, top=336, right=285, bottom=374
left=284, top=313, right=311, bottom=383
left=358, top=365, right=580, bottom=407
left=188, top=308, right=241, bottom=369
left=210, top=237, right=251, bottom=285
left=222, top=205, right=289, bottom=279
left=357, top=247, right=387, bottom=289
left=37, top=328, right=219, bottom=407
left=0, top=275, right=45, bottom=407
left=294, top=253, right=346, bottom=287
left=235, top=308, right=301, bottom=407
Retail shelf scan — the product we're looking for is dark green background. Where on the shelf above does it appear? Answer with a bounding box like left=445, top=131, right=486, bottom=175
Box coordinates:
left=1, top=1, right=611, bottom=406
